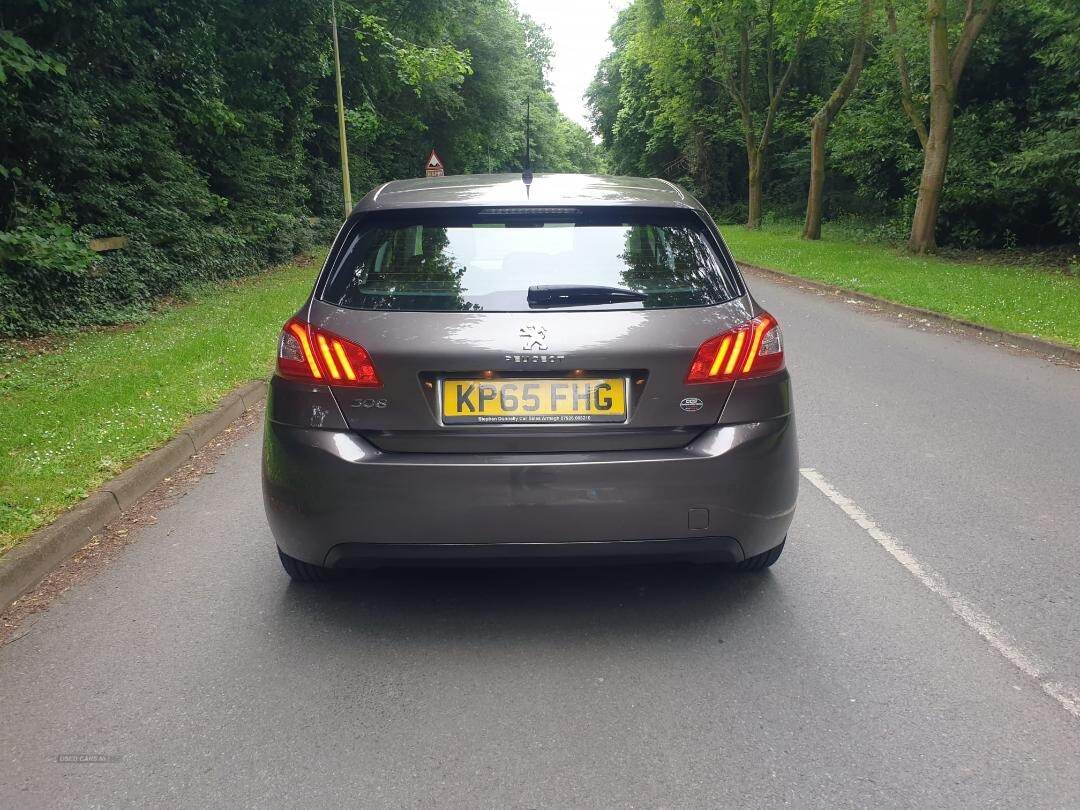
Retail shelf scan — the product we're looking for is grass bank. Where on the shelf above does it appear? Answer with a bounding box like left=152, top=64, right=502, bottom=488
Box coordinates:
left=719, top=222, right=1080, bottom=349
left=0, top=256, right=321, bottom=556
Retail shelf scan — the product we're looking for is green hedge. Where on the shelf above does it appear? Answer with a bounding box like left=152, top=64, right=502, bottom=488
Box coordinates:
left=0, top=0, right=599, bottom=336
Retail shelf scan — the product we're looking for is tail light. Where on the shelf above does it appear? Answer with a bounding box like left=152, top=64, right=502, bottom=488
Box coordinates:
left=276, top=317, right=380, bottom=387
left=686, top=312, right=784, bottom=384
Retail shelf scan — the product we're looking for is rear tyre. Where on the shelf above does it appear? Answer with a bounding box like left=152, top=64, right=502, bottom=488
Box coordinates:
left=278, top=548, right=336, bottom=582
left=734, top=539, right=785, bottom=572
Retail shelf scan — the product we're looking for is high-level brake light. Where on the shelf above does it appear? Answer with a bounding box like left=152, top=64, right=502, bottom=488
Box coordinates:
left=686, top=313, right=784, bottom=384
left=277, top=317, right=380, bottom=387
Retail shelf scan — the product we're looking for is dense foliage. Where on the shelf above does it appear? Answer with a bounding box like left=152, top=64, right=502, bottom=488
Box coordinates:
left=0, top=0, right=598, bottom=336
left=587, top=0, right=1078, bottom=250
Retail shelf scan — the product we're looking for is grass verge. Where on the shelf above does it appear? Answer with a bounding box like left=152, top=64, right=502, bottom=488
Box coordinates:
left=719, top=222, right=1080, bottom=348
left=0, top=255, right=322, bottom=556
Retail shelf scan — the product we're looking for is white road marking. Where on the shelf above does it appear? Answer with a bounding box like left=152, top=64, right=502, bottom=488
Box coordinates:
left=800, top=466, right=1080, bottom=721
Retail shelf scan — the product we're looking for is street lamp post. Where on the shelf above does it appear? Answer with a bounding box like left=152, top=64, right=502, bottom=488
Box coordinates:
left=331, top=0, right=352, bottom=218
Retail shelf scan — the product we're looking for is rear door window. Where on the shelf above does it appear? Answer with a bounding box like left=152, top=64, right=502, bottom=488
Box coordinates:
left=318, top=208, right=740, bottom=311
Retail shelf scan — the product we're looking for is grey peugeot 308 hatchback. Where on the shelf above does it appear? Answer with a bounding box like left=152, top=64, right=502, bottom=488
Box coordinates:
left=262, top=173, right=797, bottom=581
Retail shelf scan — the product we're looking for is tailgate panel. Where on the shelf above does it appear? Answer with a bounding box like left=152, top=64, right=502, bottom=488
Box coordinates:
left=309, top=298, right=755, bottom=452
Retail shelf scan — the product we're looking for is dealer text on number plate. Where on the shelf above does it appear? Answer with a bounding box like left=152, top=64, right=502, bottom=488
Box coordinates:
left=442, top=378, right=627, bottom=424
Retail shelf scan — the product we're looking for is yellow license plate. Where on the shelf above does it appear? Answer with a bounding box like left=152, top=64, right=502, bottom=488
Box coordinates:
left=442, top=378, right=627, bottom=424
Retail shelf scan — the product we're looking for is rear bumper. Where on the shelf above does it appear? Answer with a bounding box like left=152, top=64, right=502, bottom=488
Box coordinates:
left=262, top=415, right=798, bottom=567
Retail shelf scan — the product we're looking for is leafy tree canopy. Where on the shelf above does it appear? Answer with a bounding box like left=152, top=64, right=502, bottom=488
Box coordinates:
left=588, top=0, right=1078, bottom=250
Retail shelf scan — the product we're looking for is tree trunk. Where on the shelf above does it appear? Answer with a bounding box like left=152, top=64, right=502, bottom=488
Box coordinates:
left=802, top=115, right=828, bottom=239
left=908, top=0, right=952, bottom=253
left=803, top=0, right=870, bottom=240
left=690, top=129, right=710, bottom=196
left=719, top=16, right=806, bottom=232
left=747, top=149, right=763, bottom=229
left=908, top=105, right=953, bottom=253
left=905, top=0, right=996, bottom=253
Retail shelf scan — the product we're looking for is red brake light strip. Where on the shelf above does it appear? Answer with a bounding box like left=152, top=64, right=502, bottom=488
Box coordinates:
left=687, top=313, right=783, bottom=384
left=279, top=318, right=380, bottom=387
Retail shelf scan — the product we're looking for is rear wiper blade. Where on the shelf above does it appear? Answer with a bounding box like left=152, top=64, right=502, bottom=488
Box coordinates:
left=527, top=284, right=647, bottom=308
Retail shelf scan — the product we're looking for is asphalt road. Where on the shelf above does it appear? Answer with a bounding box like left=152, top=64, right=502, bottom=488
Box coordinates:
left=2, top=272, right=1079, bottom=808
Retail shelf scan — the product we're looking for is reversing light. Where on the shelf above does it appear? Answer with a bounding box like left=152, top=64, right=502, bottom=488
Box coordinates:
left=686, top=313, right=784, bottom=384
left=277, top=318, right=380, bottom=387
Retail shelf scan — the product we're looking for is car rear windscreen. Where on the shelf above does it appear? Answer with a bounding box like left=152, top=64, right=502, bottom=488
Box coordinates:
left=317, top=208, right=741, bottom=312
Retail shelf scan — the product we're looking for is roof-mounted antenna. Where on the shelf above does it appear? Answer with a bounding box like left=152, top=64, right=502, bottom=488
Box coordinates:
left=522, top=96, right=533, bottom=187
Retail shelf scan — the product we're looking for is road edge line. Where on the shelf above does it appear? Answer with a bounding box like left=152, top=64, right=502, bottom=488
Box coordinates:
left=799, top=466, right=1080, bottom=722
left=739, top=262, right=1080, bottom=366
left=0, top=379, right=268, bottom=611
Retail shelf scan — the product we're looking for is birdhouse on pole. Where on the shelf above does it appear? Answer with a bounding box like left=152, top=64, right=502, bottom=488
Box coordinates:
left=425, top=150, right=445, bottom=177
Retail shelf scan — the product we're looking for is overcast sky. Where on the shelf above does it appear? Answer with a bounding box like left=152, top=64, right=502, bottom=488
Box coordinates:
left=514, top=0, right=630, bottom=132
